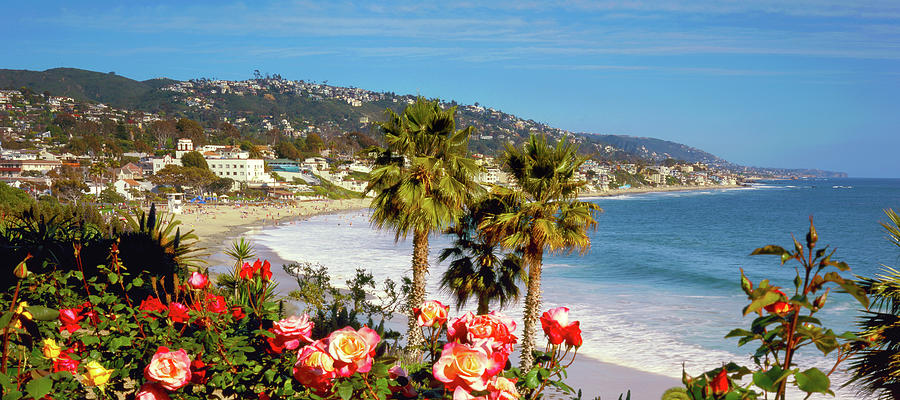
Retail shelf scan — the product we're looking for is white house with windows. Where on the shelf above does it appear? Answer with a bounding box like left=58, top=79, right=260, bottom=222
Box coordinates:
left=152, top=139, right=273, bottom=185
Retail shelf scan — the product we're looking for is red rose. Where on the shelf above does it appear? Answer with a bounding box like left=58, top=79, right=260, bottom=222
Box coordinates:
left=168, top=302, right=190, bottom=323
left=709, top=368, right=729, bottom=395
left=258, top=393, right=270, bottom=400
left=188, top=271, right=209, bottom=289
left=201, top=293, right=227, bottom=314
left=239, top=261, right=257, bottom=280
left=231, top=306, right=246, bottom=320
left=52, top=354, right=79, bottom=374
left=58, top=308, right=83, bottom=334
left=564, top=321, right=582, bottom=348
left=190, top=357, right=208, bottom=384
left=764, top=290, right=794, bottom=315
left=139, top=296, right=167, bottom=320
left=260, top=260, right=272, bottom=281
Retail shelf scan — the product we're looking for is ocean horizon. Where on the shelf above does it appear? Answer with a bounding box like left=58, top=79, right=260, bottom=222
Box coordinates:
left=217, top=178, right=900, bottom=399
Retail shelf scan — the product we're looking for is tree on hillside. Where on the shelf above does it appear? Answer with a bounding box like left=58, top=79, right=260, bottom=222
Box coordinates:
left=176, top=118, right=205, bottom=145
left=366, top=98, right=483, bottom=354
left=275, top=141, right=301, bottom=160
left=50, top=166, right=89, bottom=205
left=0, top=182, right=35, bottom=213
left=151, top=165, right=217, bottom=196
left=181, top=151, right=209, bottom=169
left=306, top=132, right=324, bottom=154
left=481, top=134, right=600, bottom=371
left=150, top=119, right=177, bottom=148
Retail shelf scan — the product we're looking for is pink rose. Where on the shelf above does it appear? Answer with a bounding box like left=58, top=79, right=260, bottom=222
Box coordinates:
left=144, top=346, right=192, bottom=391
left=414, top=300, right=449, bottom=327
left=448, top=312, right=517, bottom=355
left=293, top=340, right=336, bottom=393
left=540, top=307, right=582, bottom=348
left=433, top=340, right=504, bottom=393
left=136, top=382, right=171, bottom=400
left=327, top=326, right=380, bottom=377
left=273, top=315, right=314, bottom=350
left=187, top=271, right=208, bottom=289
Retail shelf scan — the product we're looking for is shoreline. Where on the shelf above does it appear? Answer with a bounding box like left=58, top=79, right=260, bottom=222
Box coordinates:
left=580, top=183, right=743, bottom=198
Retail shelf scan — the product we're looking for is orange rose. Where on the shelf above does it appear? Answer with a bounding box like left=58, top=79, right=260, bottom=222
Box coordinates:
left=433, top=340, right=504, bottom=393
left=293, top=340, right=336, bottom=392
left=327, top=326, right=380, bottom=377
left=414, top=300, right=449, bottom=327
left=144, top=347, right=192, bottom=391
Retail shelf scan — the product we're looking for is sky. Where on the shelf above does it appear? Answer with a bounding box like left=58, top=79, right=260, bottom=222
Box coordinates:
left=3, top=1, right=900, bottom=177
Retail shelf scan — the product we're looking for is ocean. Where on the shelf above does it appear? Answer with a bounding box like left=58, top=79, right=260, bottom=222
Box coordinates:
left=239, top=178, right=900, bottom=398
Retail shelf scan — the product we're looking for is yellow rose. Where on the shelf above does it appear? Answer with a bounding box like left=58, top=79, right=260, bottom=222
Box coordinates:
left=83, top=361, right=113, bottom=387
left=42, top=338, right=61, bottom=360
left=13, top=302, right=32, bottom=329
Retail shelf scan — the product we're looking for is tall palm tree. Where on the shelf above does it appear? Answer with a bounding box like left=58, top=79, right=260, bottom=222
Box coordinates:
left=481, top=134, right=600, bottom=371
left=439, top=196, right=525, bottom=315
left=366, top=98, right=483, bottom=352
left=847, top=209, right=900, bottom=399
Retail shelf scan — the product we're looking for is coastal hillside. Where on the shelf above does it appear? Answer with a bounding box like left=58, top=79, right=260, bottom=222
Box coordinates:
left=0, top=67, right=845, bottom=177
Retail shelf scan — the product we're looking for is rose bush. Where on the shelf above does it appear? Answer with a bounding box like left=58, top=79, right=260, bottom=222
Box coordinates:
left=0, top=241, right=585, bottom=400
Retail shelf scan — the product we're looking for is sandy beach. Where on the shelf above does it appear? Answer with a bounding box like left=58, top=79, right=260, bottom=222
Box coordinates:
left=166, top=198, right=371, bottom=250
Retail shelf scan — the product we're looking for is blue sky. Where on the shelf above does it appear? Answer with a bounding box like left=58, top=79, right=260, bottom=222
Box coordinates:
left=3, top=1, right=900, bottom=177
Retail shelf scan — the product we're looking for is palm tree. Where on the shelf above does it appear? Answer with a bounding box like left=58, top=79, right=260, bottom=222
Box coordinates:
left=366, top=98, right=483, bottom=351
left=481, top=134, right=600, bottom=371
left=847, top=209, right=900, bottom=399
left=439, top=196, right=525, bottom=315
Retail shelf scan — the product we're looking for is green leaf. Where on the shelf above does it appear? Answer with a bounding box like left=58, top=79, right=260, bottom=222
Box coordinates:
left=837, top=280, right=870, bottom=309
left=25, top=376, right=52, bottom=399
left=0, top=312, right=12, bottom=329
left=133, top=277, right=144, bottom=286
left=725, top=329, right=752, bottom=338
left=794, top=368, right=831, bottom=394
left=524, top=369, right=540, bottom=388
left=108, top=272, right=119, bottom=284
left=81, top=336, right=100, bottom=346
left=337, top=381, right=354, bottom=400
left=25, top=306, right=59, bottom=321
left=753, top=366, right=789, bottom=392
left=744, top=290, right=783, bottom=316
left=750, top=245, right=789, bottom=259
left=2, top=390, right=23, bottom=400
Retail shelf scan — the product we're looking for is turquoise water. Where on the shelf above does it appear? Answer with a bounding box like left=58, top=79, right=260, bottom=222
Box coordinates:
left=246, top=178, right=900, bottom=397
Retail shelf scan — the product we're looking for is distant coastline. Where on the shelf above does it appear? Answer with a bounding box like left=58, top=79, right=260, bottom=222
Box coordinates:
left=580, top=183, right=743, bottom=199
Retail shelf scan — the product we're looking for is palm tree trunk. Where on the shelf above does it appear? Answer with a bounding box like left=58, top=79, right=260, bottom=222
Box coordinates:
left=477, top=296, right=490, bottom=315
left=406, top=228, right=429, bottom=356
left=519, top=241, right=543, bottom=372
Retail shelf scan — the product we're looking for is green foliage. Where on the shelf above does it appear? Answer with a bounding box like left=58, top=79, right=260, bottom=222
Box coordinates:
left=684, top=217, right=870, bottom=400
left=0, top=182, right=34, bottom=213
left=846, top=209, right=900, bottom=399
left=180, top=151, right=209, bottom=169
